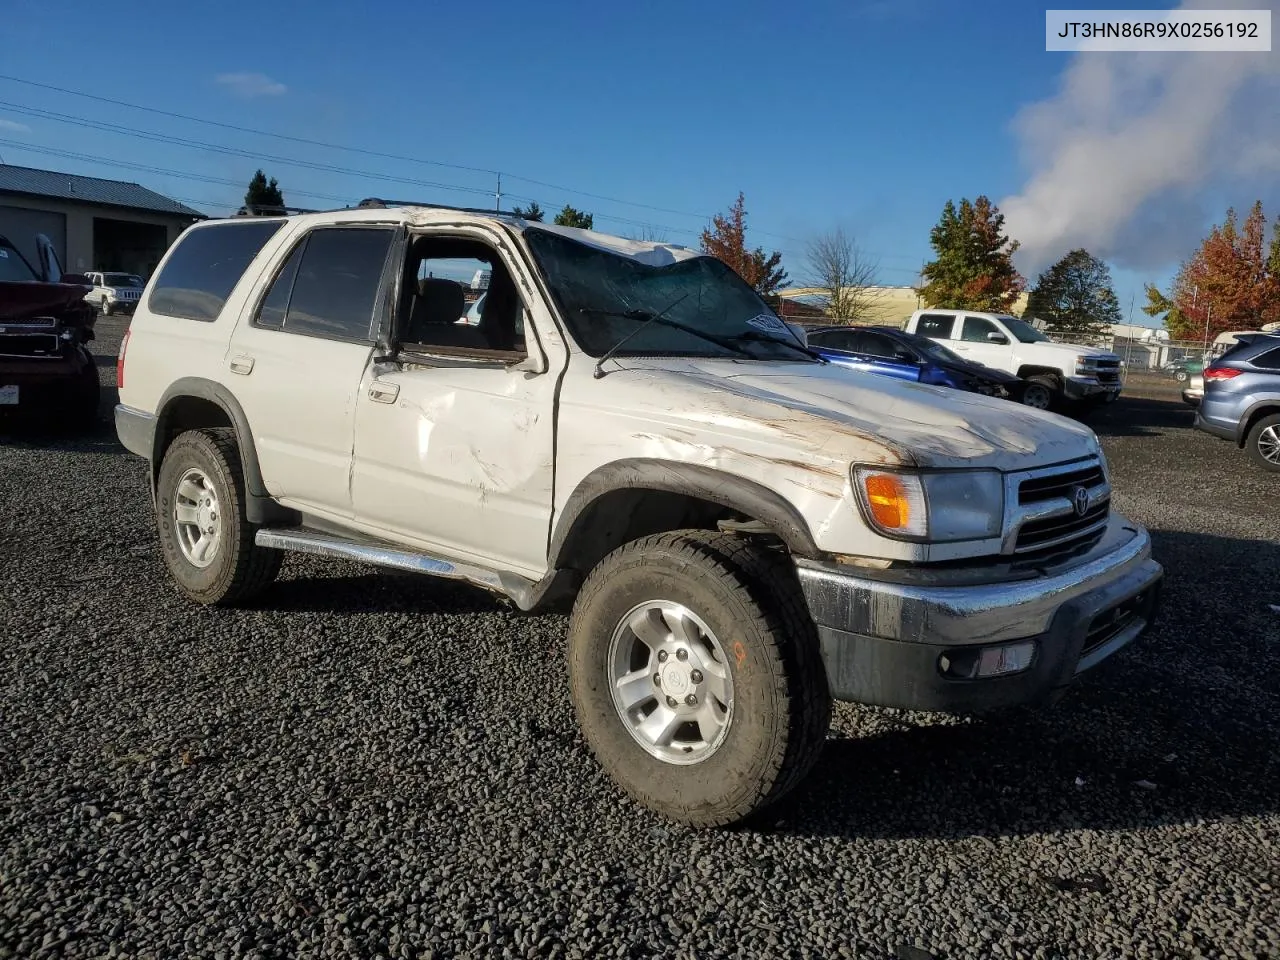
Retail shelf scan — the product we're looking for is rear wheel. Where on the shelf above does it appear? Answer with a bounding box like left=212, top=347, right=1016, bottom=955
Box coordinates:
left=156, top=428, right=281, bottom=604
left=567, top=530, right=831, bottom=827
left=1246, top=413, right=1280, bottom=472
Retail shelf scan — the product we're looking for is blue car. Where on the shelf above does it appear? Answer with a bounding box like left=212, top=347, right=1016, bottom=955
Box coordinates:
left=803, top=324, right=1027, bottom=400
left=1195, top=331, right=1280, bottom=472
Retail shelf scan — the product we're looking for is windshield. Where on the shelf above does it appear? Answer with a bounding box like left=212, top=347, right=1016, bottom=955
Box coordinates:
left=899, top=330, right=967, bottom=364
left=522, top=228, right=812, bottom=362
left=103, top=273, right=144, bottom=287
left=1001, top=315, right=1051, bottom=343
left=0, top=241, right=38, bottom=283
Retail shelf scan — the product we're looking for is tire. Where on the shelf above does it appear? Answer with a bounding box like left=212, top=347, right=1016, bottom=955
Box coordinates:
left=1246, top=413, right=1280, bottom=473
left=101, top=298, right=113, bottom=317
left=567, top=530, right=831, bottom=828
left=1020, top=375, right=1059, bottom=411
left=156, top=428, right=281, bottom=605
left=72, top=356, right=100, bottom=429
left=1175, top=369, right=1189, bottom=382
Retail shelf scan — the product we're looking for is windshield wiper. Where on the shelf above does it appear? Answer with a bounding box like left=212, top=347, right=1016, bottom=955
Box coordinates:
left=724, top=328, right=828, bottom=363
left=583, top=295, right=755, bottom=377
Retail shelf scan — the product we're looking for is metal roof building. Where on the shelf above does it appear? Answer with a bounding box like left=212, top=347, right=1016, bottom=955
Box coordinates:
left=0, top=163, right=203, bottom=278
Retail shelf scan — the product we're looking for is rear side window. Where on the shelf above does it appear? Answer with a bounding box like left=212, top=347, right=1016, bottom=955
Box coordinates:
left=279, top=227, right=394, bottom=341
left=857, top=332, right=907, bottom=358
left=147, top=220, right=284, bottom=322
left=1253, top=346, right=1280, bottom=369
left=916, top=314, right=956, bottom=338
left=808, top=329, right=858, bottom=351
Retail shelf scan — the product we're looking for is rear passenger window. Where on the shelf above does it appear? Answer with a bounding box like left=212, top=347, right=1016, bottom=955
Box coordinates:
left=857, top=332, right=905, bottom=358
left=280, top=227, right=394, bottom=341
left=1254, top=347, right=1280, bottom=369
left=915, top=314, right=955, bottom=339
left=148, top=220, right=284, bottom=322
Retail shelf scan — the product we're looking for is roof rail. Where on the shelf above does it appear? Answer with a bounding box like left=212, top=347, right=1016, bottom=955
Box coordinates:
left=233, top=204, right=325, bottom=217
left=357, top=197, right=518, bottom=217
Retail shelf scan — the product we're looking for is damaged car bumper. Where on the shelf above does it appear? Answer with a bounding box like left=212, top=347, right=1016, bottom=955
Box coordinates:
left=794, top=516, right=1163, bottom=712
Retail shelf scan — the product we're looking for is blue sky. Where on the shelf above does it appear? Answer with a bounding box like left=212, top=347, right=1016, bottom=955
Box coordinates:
left=3, top=0, right=1277, bottom=325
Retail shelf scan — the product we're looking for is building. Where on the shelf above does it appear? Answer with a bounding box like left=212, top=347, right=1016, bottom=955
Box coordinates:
left=0, top=164, right=203, bottom=278
left=776, top=285, right=1031, bottom=328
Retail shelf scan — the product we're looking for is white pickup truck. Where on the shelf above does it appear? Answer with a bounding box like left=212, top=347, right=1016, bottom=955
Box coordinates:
left=114, top=203, right=1163, bottom=827
left=903, top=309, right=1123, bottom=412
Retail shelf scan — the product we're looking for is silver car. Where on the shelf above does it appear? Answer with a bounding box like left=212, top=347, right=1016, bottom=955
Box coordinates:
left=1182, top=371, right=1204, bottom=407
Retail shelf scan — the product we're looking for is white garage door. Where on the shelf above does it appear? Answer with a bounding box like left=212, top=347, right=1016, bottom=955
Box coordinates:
left=0, top=206, right=68, bottom=272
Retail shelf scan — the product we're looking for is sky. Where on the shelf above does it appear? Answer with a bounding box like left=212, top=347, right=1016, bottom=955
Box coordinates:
left=3, top=0, right=1279, bottom=326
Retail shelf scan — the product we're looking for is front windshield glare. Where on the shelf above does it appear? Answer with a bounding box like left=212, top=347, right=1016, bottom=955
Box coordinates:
left=523, top=228, right=810, bottom=361
left=1001, top=316, right=1050, bottom=343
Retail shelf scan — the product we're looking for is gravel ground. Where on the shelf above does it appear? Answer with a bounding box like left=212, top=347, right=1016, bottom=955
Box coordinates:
left=2, top=318, right=1278, bottom=960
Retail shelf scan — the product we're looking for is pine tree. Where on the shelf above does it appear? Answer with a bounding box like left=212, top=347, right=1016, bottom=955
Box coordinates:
left=918, top=196, right=1024, bottom=311
left=511, top=201, right=544, bottom=222
left=1023, top=249, right=1121, bottom=339
left=699, top=192, right=788, bottom=296
left=554, top=205, right=593, bottom=229
left=244, top=169, right=284, bottom=214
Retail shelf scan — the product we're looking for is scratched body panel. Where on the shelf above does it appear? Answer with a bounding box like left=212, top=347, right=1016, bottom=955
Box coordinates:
left=553, top=355, right=1100, bottom=563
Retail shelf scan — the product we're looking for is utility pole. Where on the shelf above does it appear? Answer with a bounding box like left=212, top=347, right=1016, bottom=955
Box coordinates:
left=495, top=173, right=502, bottom=212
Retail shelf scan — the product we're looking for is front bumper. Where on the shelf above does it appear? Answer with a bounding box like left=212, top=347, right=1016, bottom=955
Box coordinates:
left=796, top=516, right=1163, bottom=712
left=1064, top=376, right=1122, bottom=402
left=106, top=298, right=139, bottom=314
left=0, top=352, right=92, bottom=413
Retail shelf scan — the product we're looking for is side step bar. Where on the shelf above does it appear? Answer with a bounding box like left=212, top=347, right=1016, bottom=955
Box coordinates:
left=255, top=527, right=515, bottom=597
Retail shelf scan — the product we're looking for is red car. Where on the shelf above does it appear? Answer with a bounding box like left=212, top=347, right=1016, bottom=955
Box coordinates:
left=0, top=233, right=100, bottom=430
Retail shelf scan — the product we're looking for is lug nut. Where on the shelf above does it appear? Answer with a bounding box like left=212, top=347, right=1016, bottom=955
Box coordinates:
left=657, top=651, right=669, bottom=663
left=676, top=648, right=688, bottom=661
left=690, top=669, right=704, bottom=683
left=666, top=696, right=678, bottom=708
left=653, top=673, right=662, bottom=686
left=685, top=694, right=697, bottom=705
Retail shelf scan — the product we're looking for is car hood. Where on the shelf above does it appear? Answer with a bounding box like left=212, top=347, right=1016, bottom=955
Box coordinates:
left=1026, top=341, right=1119, bottom=362
left=615, top=357, right=1100, bottom=471
left=0, top=280, right=97, bottom=327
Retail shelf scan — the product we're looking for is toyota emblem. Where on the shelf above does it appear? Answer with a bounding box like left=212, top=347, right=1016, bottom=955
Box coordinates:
left=1071, top=485, right=1090, bottom=518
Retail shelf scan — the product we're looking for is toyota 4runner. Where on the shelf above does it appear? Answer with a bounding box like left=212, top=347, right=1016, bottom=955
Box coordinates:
left=115, top=201, right=1164, bottom=827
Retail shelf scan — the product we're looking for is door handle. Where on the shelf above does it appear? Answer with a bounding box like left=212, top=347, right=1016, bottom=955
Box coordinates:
left=229, top=354, right=255, bottom=375
left=369, top=381, right=399, bottom=404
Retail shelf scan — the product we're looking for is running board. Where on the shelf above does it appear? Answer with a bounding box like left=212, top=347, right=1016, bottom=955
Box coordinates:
left=254, top=527, right=520, bottom=598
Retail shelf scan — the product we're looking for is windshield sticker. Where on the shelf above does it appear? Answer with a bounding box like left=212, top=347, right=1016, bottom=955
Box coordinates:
left=746, top=313, right=788, bottom=335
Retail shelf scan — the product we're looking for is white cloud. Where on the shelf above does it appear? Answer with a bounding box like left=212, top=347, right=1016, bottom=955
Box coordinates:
left=215, top=72, right=288, bottom=99
left=1000, top=0, right=1280, bottom=274
left=0, top=118, right=31, bottom=133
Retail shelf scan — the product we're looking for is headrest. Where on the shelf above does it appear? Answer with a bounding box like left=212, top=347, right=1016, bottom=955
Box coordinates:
left=415, top=277, right=466, bottom=325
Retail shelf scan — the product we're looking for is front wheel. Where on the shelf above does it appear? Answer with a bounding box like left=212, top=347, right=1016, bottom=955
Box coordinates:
left=1020, top=376, right=1059, bottom=411
left=1247, top=413, right=1280, bottom=472
left=567, top=531, right=831, bottom=828
left=156, top=428, right=281, bottom=605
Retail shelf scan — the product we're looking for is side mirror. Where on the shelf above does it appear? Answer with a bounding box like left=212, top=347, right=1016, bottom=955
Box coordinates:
left=987, top=331, right=1010, bottom=344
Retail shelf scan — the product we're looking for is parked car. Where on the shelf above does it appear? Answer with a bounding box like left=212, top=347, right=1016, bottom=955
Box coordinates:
left=804, top=323, right=1028, bottom=401
left=84, top=270, right=146, bottom=316
left=1182, top=371, right=1204, bottom=407
left=114, top=202, right=1164, bottom=827
left=460, top=291, right=486, bottom=326
left=1194, top=332, right=1280, bottom=472
left=903, top=309, right=1122, bottom=412
left=0, top=232, right=100, bottom=429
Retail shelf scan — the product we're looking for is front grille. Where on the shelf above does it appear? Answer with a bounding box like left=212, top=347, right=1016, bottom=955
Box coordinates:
left=1082, top=591, right=1146, bottom=657
left=0, top=333, right=61, bottom=358
left=1015, top=501, right=1109, bottom=551
left=1018, top=465, right=1105, bottom=504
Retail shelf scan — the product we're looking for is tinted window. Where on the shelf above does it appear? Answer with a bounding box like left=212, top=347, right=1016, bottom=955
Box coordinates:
left=254, top=242, right=304, bottom=329
left=148, top=220, right=284, bottom=322
left=285, top=227, right=393, bottom=341
left=915, top=314, right=955, bottom=339
left=1252, top=346, right=1280, bottom=369
left=961, top=316, right=1002, bottom=342
left=808, top=329, right=859, bottom=351
left=857, top=332, right=909, bottom=359
left=0, top=240, right=37, bottom=282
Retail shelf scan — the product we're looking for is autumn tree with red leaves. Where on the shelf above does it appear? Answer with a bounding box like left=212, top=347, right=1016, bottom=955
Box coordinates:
left=918, top=196, right=1025, bottom=311
left=1144, top=201, right=1280, bottom=340
left=700, top=192, right=788, bottom=295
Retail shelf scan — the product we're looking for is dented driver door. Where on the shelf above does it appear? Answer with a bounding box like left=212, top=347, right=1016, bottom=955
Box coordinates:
left=349, top=297, right=566, bottom=581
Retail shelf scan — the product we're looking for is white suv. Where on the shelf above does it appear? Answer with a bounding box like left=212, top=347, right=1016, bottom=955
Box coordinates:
left=115, top=201, right=1164, bottom=827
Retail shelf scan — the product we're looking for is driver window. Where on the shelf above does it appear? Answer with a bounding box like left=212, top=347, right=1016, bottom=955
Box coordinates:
left=399, top=236, right=528, bottom=359
left=961, top=316, right=1001, bottom=342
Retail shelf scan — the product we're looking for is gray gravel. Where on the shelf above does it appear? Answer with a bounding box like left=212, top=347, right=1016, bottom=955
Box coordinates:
left=2, top=319, right=1278, bottom=959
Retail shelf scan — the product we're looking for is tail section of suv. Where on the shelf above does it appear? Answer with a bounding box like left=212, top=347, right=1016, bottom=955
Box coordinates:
left=1195, top=332, right=1280, bottom=471
left=114, top=202, right=1163, bottom=828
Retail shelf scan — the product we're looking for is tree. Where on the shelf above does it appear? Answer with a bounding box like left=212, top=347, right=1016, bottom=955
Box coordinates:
left=918, top=196, right=1025, bottom=311
left=699, top=192, right=788, bottom=296
left=1023, top=249, right=1121, bottom=340
left=625, top=225, right=668, bottom=243
left=244, top=169, right=284, bottom=214
left=1144, top=201, right=1280, bottom=340
left=554, top=205, right=594, bottom=229
left=803, top=227, right=883, bottom=322
left=511, top=201, right=544, bottom=222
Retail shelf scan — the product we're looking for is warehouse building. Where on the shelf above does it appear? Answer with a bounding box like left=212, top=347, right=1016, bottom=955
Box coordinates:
left=0, top=164, right=203, bottom=279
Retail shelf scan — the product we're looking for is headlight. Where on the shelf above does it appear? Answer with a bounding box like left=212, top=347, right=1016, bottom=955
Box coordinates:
left=854, top=467, right=1004, bottom=542
left=1075, top=355, right=1102, bottom=375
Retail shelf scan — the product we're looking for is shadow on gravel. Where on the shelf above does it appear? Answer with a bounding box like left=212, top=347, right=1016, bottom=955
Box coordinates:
left=774, top=528, right=1280, bottom=841
left=1085, top=396, right=1194, bottom=438
left=0, top=417, right=125, bottom=454
left=261, top=570, right=510, bottom=616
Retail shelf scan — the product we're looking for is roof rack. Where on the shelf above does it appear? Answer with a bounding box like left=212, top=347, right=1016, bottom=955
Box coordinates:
left=233, top=204, right=324, bottom=217
left=357, top=197, right=518, bottom=217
